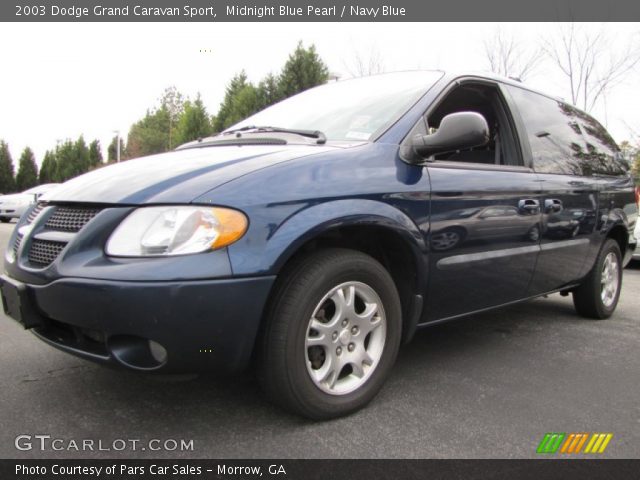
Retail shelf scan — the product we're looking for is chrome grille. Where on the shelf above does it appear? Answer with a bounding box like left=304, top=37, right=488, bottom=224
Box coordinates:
left=44, top=206, right=102, bottom=232
left=13, top=234, right=23, bottom=256
left=26, top=203, right=45, bottom=224
left=28, top=240, right=67, bottom=266
left=24, top=205, right=103, bottom=267
left=13, top=204, right=46, bottom=261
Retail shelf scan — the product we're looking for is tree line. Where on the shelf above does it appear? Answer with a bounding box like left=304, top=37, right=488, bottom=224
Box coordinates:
left=0, top=137, right=103, bottom=194
left=114, top=41, right=328, bottom=160
left=0, top=41, right=328, bottom=194
left=2, top=34, right=638, bottom=194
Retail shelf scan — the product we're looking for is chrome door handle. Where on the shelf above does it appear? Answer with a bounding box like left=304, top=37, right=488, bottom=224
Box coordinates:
left=518, top=199, right=540, bottom=214
left=544, top=198, right=563, bottom=213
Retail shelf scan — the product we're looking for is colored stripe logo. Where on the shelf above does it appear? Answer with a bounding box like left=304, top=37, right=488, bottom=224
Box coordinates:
left=537, top=433, right=613, bottom=454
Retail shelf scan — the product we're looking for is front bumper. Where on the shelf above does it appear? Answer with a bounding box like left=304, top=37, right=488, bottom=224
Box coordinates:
left=1, top=274, right=275, bottom=374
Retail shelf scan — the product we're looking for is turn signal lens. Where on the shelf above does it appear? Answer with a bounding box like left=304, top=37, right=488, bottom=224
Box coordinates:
left=210, top=207, right=249, bottom=249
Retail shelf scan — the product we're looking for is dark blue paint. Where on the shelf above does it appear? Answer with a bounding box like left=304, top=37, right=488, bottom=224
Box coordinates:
left=3, top=71, right=637, bottom=374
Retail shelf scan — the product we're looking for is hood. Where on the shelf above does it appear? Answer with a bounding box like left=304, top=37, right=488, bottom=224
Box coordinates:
left=42, top=144, right=336, bottom=205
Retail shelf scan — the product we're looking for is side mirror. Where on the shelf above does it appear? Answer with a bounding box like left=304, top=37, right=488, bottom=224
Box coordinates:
left=412, top=111, right=490, bottom=159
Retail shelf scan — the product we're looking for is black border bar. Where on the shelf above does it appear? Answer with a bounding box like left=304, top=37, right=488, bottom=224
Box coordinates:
left=3, top=0, right=640, bottom=22
left=3, top=459, right=640, bottom=480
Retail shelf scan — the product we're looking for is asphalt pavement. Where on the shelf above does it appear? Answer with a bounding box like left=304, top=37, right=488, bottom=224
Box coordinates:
left=0, top=221, right=638, bottom=459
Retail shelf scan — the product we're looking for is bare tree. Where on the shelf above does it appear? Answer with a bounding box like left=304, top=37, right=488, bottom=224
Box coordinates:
left=484, top=29, right=543, bottom=81
left=622, top=121, right=640, bottom=146
left=343, top=43, right=386, bottom=78
left=159, top=86, right=185, bottom=149
left=543, top=24, right=640, bottom=113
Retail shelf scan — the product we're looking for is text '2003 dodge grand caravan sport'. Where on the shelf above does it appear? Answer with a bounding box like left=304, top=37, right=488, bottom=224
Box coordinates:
left=1, top=71, right=637, bottom=419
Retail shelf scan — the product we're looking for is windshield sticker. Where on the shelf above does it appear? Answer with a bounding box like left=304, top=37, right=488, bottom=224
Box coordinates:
left=345, top=131, right=371, bottom=140
left=349, top=115, right=373, bottom=129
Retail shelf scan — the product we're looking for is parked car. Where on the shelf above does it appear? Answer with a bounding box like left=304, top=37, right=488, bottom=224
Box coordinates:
left=1, top=72, right=636, bottom=419
left=0, top=184, right=60, bottom=223
left=429, top=205, right=541, bottom=251
left=633, top=186, right=640, bottom=262
left=634, top=221, right=640, bottom=262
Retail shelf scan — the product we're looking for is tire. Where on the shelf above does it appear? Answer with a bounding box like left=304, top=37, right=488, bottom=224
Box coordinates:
left=431, top=227, right=466, bottom=251
left=572, top=239, right=622, bottom=319
left=0, top=217, right=10, bottom=223
left=258, top=248, right=402, bottom=420
left=526, top=225, right=540, bottom=242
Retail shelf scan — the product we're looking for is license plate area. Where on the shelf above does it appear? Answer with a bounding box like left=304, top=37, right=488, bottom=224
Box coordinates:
left=0, top=275, right=42, bottom=328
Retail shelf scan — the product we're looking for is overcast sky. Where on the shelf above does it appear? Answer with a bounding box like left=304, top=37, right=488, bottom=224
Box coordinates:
left=0, top=22, right=638, bottom=166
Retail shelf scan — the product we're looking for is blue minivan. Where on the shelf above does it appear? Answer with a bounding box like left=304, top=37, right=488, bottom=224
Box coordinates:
left=1, top=71, right=637, bottom=418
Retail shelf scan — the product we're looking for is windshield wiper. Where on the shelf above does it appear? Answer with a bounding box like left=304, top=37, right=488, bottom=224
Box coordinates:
left=225, top=125, right=327, bottom=145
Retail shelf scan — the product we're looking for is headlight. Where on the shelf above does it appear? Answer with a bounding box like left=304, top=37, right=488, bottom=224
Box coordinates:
left=105, top=206, right=248, bottom=257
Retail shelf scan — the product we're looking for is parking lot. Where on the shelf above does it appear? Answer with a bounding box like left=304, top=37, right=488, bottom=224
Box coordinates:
left=0, top=220, right=638, bottom=459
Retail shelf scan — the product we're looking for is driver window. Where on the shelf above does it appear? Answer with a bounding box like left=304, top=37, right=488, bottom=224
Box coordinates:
left=426, top=83, right=521, bottom=167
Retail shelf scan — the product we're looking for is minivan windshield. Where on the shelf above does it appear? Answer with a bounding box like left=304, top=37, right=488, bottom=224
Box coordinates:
left=226, top=71, right=443, bottom=142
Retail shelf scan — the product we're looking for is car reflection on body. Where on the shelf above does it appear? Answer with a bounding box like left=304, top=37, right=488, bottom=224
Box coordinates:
left=544, top=208, right=586, bottom=239
left=429, top=205, right=540, bottom=251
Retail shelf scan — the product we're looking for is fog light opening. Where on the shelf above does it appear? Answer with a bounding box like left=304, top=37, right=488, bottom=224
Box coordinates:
left=107, top=335, right=168, bottom=370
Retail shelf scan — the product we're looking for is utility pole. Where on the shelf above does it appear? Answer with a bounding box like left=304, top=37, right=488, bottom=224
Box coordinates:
left=113, top=130, right=121, bottom=162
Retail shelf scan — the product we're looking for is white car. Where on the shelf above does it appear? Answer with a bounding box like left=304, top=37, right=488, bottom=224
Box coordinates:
left=634, top=215, right=640, bottom=261
left=634, top=186, right=640, bottom=262
left=0, top=184, right=60, bottom=223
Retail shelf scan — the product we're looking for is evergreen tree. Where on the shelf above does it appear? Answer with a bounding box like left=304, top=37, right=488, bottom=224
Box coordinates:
left=126, top=106, right=171, bottom=158
left=257, top=73, right=284, bottom=109
left=15, top=147, right=38, bottom=191
left=74, top=136, right=90, bottom=174
left=212, top=71, right=255, bottom=132
left=0, top=140, right=16, bottom=193
left=50, top=137, right=92, bottom=182
left=88, top=139, right=103, bottom=167
left=211, top=43, right=329, bottom=132
left=54, top=140, right=77, bottom=182
left=277, top=41, right=329, bottom=98
left=175, top=95, right=212, bottom=145
left=39, top=150, right=57, bottom=184
left=124, top=87, right=186, bottom=158
left=226, top=84, right=261, bottom=129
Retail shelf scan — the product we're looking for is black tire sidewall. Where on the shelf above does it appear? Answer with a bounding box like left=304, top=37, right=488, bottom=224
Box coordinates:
left=280, top=252, right=402, bottom=418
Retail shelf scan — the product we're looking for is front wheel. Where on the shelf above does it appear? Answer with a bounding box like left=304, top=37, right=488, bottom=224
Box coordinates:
left=258, top=248, right=402, bottom=419
left=572, top=239, right=622, bottom=319
left=0, top=217, right=10, bottom=223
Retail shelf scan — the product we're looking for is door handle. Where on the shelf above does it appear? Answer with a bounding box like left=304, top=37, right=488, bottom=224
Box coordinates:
left=518, top=199, right=540, bottom=215
left=544, top=198, right=563, bottom=213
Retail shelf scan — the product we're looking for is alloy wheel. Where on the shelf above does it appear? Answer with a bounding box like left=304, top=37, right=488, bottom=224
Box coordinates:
left=305, top=281, right=387, bottom=395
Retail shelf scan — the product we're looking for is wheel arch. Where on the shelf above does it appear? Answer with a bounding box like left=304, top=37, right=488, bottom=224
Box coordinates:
left=261, top=199, right=429, bottom=344
left=606, top=223, right=629, bottom=258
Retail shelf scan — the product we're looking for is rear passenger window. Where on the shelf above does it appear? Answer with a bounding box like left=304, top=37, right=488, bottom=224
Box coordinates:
left=508, top=86, right=626, bottom=177
left=568, top=106, right=627, bottom=176
left=507, top=86, right=588, bottom=175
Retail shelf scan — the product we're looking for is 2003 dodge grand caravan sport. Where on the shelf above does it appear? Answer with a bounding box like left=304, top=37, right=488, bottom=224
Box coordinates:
left=1, top=71, right=637, bottom=419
